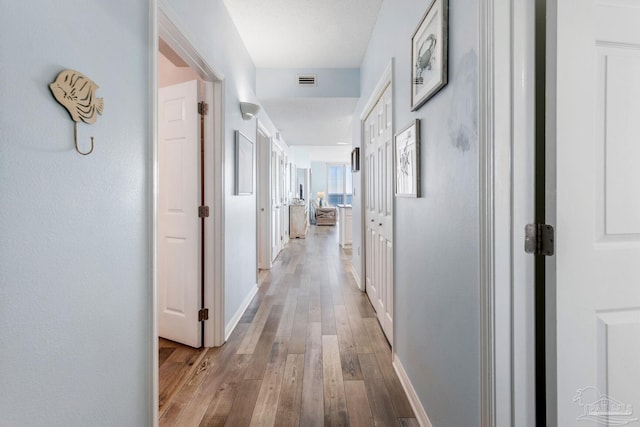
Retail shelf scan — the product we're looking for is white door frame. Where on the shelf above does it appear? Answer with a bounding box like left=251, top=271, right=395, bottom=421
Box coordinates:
left=479, top=0, right=537, bottom=425
left=359, top=60, right=394, bottom=346
left=151, top=2, right=226, bottom=425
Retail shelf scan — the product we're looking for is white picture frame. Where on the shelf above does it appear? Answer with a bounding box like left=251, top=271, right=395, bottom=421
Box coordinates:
left=411, top=0, right=448, bottom=111
left=235, top=130, right=254, bottom=195
left=395, top=119, right=420, bottom=198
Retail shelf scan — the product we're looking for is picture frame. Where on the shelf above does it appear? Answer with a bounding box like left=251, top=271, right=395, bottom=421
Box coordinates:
left=394, top=119, right=420, bottom=198
left=235, top=130, right=254, bottom=195
left=351, top=147, right=360, bottom=172
left=410, top=0, right=448, bottom=111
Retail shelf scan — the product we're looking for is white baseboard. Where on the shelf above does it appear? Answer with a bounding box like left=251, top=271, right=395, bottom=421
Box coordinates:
left=393, top=353, right=433, bottom=427
left=351, top=264, right=362, bottom=291
left=225, top=284, right=258, bottom=341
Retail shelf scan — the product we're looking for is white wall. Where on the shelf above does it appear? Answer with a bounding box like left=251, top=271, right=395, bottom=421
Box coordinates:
left=0, top=1, right=151, bottom=425
left=162, top=0, right=286, bottom=328
left=158, top=51, right=201, bottom=87
left=353, top=0, right=480, bottom=425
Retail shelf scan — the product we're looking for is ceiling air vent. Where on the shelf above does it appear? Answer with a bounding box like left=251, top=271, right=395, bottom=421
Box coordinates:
left=297, top=74, right=317, bottom=87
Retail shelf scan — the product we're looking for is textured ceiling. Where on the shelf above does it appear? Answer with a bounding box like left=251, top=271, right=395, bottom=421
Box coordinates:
left=262, top=98, right=358, bottom=146
left=223, top=0, right=383, bottom=68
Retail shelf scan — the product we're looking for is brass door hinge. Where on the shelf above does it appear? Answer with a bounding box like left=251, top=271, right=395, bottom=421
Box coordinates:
left=198, top=101, right=209, bottom=116
left=198, top=308, right=209, bottom=322
left=524, top=224, right=555, bottom=256
left=198, top=206, right=210, bottom=218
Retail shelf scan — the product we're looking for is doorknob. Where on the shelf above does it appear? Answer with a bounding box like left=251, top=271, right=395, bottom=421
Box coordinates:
left=371, top=219, right=374, bottom=222
left=379, top=223, right=382, bottom=226
left=261, top=208, right=265, bottom=211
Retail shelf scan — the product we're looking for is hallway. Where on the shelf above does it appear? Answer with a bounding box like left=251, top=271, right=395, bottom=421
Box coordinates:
left=159, top=225, right=417, bottom=426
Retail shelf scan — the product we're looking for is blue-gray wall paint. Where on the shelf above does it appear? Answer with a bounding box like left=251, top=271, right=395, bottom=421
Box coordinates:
left=163, top=0, right=282, bottom=327
left=257, top=68, right=360, bottom=99
left=352, top=0, right=480, bottom=425
left=0, top=1, right=151, bottom=425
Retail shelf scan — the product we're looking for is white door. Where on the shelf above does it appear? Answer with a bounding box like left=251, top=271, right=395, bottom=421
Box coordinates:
left=555, top=1, right=640, bottom=424
left=271, top=145, right=283, bottom=260
left=257, top=128, right=271, bottom=270
left=364, top=83, right=394, bottom=343
left=158, top=80, right=202, bottom=348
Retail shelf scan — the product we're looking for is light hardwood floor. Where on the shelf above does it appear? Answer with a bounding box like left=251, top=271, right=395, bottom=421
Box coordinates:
left=159, top=225, right=417, bottom=426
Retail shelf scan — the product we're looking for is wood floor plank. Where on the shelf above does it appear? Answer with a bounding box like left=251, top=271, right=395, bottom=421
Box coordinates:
left=364, top=318, right=415, bottom=418
left=223, top=379, right=262, bottom=427
left=334, top=305, right=363, bottom=380
left=237, top=295, right=275, bottom=354
left=276, top=288, right=298, bottom=338
left=358, top=353, right=383, bottom=381
left=364, top=378, right=400, bottom=427
left=249, top=337, right=289, bottom=426
left=274, top=354, right=305, bottom=427
left=197, top=354, right=252, bottom=427
left=344, top=380, right=375, bottom=427
left=300, top=322, right=324, bottom=426
left=320, top=282, right=337, bottom=335
left=160, top=324, right=246, bottom=426
left=322, top=335, right=349, bottom=426
left=399, top=418, right=420, bottom=426
left=244, top=304, right=284, bottom=380
left=288, top=295, right=309, bottom=354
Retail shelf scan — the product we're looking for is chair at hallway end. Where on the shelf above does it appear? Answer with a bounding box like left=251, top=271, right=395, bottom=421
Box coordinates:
left=311, top=199, right=337, bottom=226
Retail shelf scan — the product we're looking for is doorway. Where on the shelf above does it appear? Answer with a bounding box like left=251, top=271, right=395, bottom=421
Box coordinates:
left=361, top=64, right=394, bottom=346
left=152, top=4, right=226, bottom=423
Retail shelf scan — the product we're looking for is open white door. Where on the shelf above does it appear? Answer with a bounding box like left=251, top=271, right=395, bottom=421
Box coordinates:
left=158, top=80, right=202, bottom=348
left=554, top=1, right=640, bottom=424
left=364, top=83, right=394, bottom=344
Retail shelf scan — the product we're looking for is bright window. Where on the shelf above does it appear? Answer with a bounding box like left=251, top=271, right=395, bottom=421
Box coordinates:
left=327, top=164, right=352, bottom=206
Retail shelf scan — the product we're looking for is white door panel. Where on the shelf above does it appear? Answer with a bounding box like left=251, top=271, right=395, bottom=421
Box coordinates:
left=158, top=80, right=202, bottom=348
left=555, top=1, right=640, bottom=424
left=364, top=84, right=394, bottom=343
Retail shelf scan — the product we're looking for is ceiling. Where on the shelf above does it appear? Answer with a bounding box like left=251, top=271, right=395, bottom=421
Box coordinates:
left=224, top=0, right=383, bottom=146
left=262, top=97, right=358, bottom=146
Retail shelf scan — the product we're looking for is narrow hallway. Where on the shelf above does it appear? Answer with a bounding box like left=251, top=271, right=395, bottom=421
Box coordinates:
left=160, top=225, right=417, bottom=426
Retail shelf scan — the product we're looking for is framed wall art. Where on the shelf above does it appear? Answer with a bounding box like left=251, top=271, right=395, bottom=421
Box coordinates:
left=235, top=130, right=254, bottom=195
left=395, top=119, right=420, bottom=198
left=411, top=0, right=448, bottom=111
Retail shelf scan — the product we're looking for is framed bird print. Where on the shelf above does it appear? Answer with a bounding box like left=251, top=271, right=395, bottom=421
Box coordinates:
left=411, top=0, right=448, bottom=111
left=395, top=119, right=420, bottom=198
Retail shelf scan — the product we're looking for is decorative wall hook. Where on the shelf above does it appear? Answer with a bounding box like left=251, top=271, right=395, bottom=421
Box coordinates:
left=49, top=69, right=104, bottom=155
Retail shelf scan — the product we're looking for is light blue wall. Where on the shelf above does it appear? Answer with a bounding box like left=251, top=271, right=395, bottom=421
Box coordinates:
left=162, top=0, right=283, bottom=327
left=310, top=161, right=328, bottom=200
left=0, top=1, right=151, bottom=425
left=352, top=0, right=480, bottom=425
left=257, top=68, right=360, bottom=99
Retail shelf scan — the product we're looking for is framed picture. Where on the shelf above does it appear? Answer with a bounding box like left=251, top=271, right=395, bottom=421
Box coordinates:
left=235, top=130, right=254, bottom=195
left=395, top=119, right=420, bottom=198
left=411, top=0, right=448, bottom=111
left=351, top=147, right=360, bottom=172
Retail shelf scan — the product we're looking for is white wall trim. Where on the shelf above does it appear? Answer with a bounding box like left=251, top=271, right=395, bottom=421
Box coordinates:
left=478, top=0, right=497, bottom=424
left=225, top=284, right=258, bottom=340
left=149, top=2, right=159, bottom=426
left=392, top=354, right=433, bottom=427
left=351, top=264, right=362, bottom=291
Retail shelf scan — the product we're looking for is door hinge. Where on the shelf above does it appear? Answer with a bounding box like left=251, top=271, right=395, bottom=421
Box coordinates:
left=198, top=205, right=210, bottom=218
left=198, top=308, right=209, bottom=322
left=524, top=224, right=555, bottom=256
left=198, top=101, right=209, bottom=116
